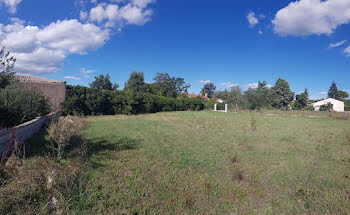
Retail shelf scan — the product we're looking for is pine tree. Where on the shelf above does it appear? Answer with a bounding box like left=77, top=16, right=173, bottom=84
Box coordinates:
left=328, top=82, right=338, bottom=99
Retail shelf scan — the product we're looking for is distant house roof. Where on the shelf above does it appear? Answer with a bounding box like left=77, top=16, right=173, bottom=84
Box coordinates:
left=186, top=94, right=209, bottom=100
left=312, top=98, right=344, bottom=106
left=14, top=76, right=65, bottom=84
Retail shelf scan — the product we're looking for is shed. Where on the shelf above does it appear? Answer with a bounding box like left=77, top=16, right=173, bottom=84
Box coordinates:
left=312, top=98, right=344, bottom=112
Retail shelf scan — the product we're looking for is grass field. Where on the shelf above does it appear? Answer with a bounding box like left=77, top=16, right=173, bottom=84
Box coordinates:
left=67, top=111, right=350, bottom=214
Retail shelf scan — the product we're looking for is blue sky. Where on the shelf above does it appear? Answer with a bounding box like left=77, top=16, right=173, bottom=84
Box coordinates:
left=0, top=0, right=350, bottom=99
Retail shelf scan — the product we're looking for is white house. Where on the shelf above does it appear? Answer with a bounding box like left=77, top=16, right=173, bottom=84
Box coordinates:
left=312, top=98, right=344, bottom=112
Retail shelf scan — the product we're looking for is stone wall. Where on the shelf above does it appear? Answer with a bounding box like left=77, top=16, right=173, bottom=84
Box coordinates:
left=20, top=82, right=66, bottom=111
left=0, top=112, right=58, bottom=156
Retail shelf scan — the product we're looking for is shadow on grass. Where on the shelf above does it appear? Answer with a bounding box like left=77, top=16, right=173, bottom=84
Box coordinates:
left=24, top=128, right=140, bottom=162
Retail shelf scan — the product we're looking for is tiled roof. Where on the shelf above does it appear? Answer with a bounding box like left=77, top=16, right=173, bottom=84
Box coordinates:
left=14, top=76, right=65, bottom=84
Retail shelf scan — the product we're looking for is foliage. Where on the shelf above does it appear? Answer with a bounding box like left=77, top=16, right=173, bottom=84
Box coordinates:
left=48, top=116, right=86, bottom=160
left=328, top=82, right=338, bottom=99
left=0, top=83, right=50, bottom=127
left=319, top=103, right=333, bottom=112
left=270, top=78, right=294, bottom=110
left=124, top=71, right=145, bottom=92
left=151, top=73, right=190, bottom=98
left=305, top=105, right=315, bottom=111
left=61, top=85, right=204, bottom=116
left=336, top=90, right=349, bottom=100
left=0, top=47, right=16, bottom=89
left=89, top=74, right=118, bottom=90
left=243, top=82, right=271, bottom=110
left=227, top=86, right=244, bottom=110
left=293, top=89, right=309, bottom=110
left=201, top=82, right=216, bottom=98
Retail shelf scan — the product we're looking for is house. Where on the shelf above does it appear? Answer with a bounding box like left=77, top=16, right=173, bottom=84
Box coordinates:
left=14, top=76, right=66, bottom=112
left=215, top=98, right=224, bottom=103
left=186, top=94, right=209, bottom=100
left=312, top=98, right=344, bottom=112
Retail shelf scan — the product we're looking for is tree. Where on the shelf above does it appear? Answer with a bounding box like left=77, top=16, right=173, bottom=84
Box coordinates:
left=90, top=74, right=118, bottom=90
left=152, top=73, right=190, bottom=98
left=201, top=82, right=216, bottom=98
left=0, top=47, right=16, bottom=89
left=293, top=88, right=309, bottom=110
left=328, top=82, right=338, bottom=99
left=227, top=86, right=244, bottom=110
left=125, top=71, right=145, bottom=92
left=336, top=90, right=349, bottom=100
left=270, top=78, right=294, bottom=110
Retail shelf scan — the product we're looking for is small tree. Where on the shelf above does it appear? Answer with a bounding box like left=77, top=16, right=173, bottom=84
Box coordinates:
left=0, top=47, right=16, bottom=89
left=201, top=82, right=216, bottom=98
left=125, top=71, right=145, bottom=92
left=227, top=86, right=244, bottom=110
left=328, top=82, right=338, bottom=99
left=319, top=103, right=333, bottom=112
left=293, top=88, right=309, bottom=110
left=90, top=74, right=118, bottom=90
left=336, top=90, right=349, bottom=100
left=270, top=78, right=294, bottom=110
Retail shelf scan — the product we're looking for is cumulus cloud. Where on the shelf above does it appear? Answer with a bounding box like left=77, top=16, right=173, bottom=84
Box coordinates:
left=1, top=0, right=22, bottom=13
left=247, top=83, right=259, bottom=89
left=247, top=12, right=259, bottom=27
left=329, top=40, right=347, bottom=48
left=0, top=19, right=109, bottom=75
left=221, top=82, right=239, bottom=88
left=273, top=0, right=350, bottom=36
left=64, top=76, right=82, bottom=80
left=89, top=0, right=154, bottom=27
left=344, top=46, right=350, bottom=56
left=200, top=80, right=212, bottom=84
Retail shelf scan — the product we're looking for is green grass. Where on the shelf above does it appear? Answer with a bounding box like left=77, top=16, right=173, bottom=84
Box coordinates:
left=66, top=111, right=350, bottom=214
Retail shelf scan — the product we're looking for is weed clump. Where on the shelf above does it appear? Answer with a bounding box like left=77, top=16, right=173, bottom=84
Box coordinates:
left=250, top=115, right=257, bottom=132
left=48, top=116, right=86, bottom=160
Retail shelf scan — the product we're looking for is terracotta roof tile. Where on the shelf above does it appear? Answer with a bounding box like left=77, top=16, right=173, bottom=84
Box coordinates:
left=14, top=76, right=65, bottom=84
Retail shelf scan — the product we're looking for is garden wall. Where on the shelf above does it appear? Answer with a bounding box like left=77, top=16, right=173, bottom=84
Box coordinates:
left=0, top=112, right=58, bottom=156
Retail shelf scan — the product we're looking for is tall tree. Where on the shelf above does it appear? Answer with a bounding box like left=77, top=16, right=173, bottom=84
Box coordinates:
left=293, top=89, right=309, bottom=110
left=201, top=82, right=216, bottom=98
left=336, top=90, right=349, bottom=100
left=125, top=71, right=145, bottom=92
left=0, top=47, right=16, bottom=89
left=328, top=82, right=338, bottom=99
left=270, top=78, right=294, bottom=110
left=227, top=86, right=243, bottom=109
left=90, top=74, right=118, bottom=90
left=152, top=73, right=190, bottom=97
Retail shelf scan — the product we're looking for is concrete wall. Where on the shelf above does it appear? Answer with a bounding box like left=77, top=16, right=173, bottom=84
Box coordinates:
left=0, top=112, right=58, bottom=156
left=20, top=82, right=66, bottom=111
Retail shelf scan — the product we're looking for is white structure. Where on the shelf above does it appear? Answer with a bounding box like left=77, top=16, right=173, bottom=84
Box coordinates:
left=312, top=98, right=344, bottom=112
left=213, top=103, right=228, bottom=112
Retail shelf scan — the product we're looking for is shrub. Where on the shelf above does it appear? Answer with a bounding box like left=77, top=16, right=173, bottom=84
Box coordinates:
left=319, top=103, right=333, bottom=112
left=305, top=105, right=315, bottom=111
left=48, top=116, right=86, bottom=160
left=0, top=84, right=50, bottom=127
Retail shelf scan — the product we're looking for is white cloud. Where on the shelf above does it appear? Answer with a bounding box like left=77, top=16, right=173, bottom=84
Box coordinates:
left=320, top=92, right=327, bottom=95
left=90, top=0, right=154, bottom=27
left=1, top=0, right=22, bottom=13
left=64, top=76, right=82, bottom=80
left=80, top=68, right=96, bottom=74
left=0, top=19, right=109, bottom=75
left=200, top=80, right=212, bottom=84
left=273, top=0, right=350, bottom=36
left=247, top=12, right=259, bottom=27
left=80, top=11, right=88, bottom=20
left=329, top=40, right=347, bottom=48
left=221, top=82, right=239, bottom=88
left=247, top=83, right=258, bottom=89
left=344, top=46, right=350, bottom=56
left=258, top=30, right=263, bottom=35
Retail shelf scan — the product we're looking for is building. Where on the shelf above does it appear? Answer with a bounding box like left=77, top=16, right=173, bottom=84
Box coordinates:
left=186, top=94, right=209, bottom=100
left=312, top=98, right=344, bottom=112
left=14, top=76, right=66, bottom=112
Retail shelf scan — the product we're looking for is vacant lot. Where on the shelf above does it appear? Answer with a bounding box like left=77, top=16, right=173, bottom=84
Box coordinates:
left=65, top=111, right=349, bottom=214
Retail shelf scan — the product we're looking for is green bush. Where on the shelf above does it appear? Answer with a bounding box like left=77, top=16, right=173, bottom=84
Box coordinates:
left=0, top=84, right=50, bottom=127
left=305, top=105, right=315, bottom=111
left=61, top=85, right=204, bottom=116
left=319, top=103, right=333, bottom=112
